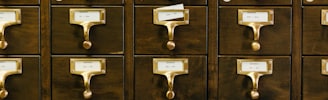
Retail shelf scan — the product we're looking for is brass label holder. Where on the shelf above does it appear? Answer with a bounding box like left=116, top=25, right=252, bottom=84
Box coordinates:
left=0, top=58, right=22, bottom=99
left=0, top=9, right=21, bottom=49
left=153, top=58, right=188, bottom=99
left=153, top=9, right=189, bottom=50
left=238, top=9, right=274, bottom=51
left=322, top=9, right=328, bottom=25
left=321, top=59, right=328, bottom=75
left=70, top=58, right=106, bottom=99
left=237, top=59, right=273, bottom=100
left=70, top=8, right=106, bottom=49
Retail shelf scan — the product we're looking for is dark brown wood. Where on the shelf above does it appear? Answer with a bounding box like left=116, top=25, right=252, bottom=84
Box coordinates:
left=134, top=56, right=207, bottom=100
left=41, top=0, right=51, bottom=100
left=0, top=0, right=38, bottom=5
left=134, top=0, right=206, bottom=5
left=51, top=7, right=124, bottom=54
left=0, top=7, right=39, bottom=54
left=52, top=57, right=124, bottom=100
left=218, top=56, right=290, bottom=100
left=124, top=0, right=134, bottom=99
left=208, top=0, right=218, bottom=99
left=219, top=7, right=291, bottom=55
left=292, top=0, right=302, bottom=99
left=6, top=57, right=40, bottom=100
left=302, top=7, right=328, bottom=55
left=219, top=0, right=292, bottom=6
left=303, top=56, right=328, bottom=100
left=51, top=0, right=123, bottom=5
left=135, top=6, right=207, bottom=55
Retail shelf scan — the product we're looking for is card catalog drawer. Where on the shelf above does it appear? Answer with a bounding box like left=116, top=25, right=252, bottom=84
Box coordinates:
left=135, top=0, right=206, bottom=5
left=303, top=0, right=328, bottom=5
left=51, top=0, right=123, bottom=5
left=134, top=56, right=207, bottom=100
left=52, top=57, right=124, bottom=100
left=219, top=7, right=291, bottom=55
left=219, top=0, right=291, bottom=6
left=218, top=56, right=290, bottom=100
left=135, top=6, right=207, bottom=55
left=0, top=0, right=38, bottom=5
left=51, top=7, right=123, bottom=54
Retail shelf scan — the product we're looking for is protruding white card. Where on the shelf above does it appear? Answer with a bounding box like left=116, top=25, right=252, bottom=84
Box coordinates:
left=157, top=61, right=184, bottom=71
left=74, top=11, right=101, bottom=22
left=326, top=12, right=328, bottom=22
left=157, top=4, right=184, bottom=21
left=242, top=12, right=269, bottom=22
left=0, top=61, right=17, bottom=71
left=0, top=11, right=16, bottom=22
left=241, top=61, right=268, bottom=72
left=74, top=61, right=101, bottom=72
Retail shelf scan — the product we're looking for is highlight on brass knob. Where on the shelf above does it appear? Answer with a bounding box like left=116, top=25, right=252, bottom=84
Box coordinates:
left=70, top=58, right=106, bottom=99
left=238, top=9, right=274, bottom=51
left=153, top=9, right=189, bottom=50
left=70, top=8, right=106, bottom=50
left=153, top=58, right=188, bottom=99
left=306, top=0, right=314, bottom=2
left=237, top=59, right=273, bottom=100
left=0, top=58, right=22, bottom=99
left=0, top=9, right=21, bottom=50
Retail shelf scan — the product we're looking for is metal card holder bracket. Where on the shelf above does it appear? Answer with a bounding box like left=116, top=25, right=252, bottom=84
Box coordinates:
left=0, top=58, right=22, bottom=99
left=153, top=58, right=188, bottom=99
left=153, top=9, right=189, bottom=50
left=237, top=59, right=273, bottom=100
left=238, top=9, right=274, bottom=51
left=0, top=9, right=21, bottom=49
left=322, top=9, right=328, bottom=25
left=70, top=58, right=106, bottom=99
left=321, top=59, right=328, bottom=75
left=70, top=8, right=106, bottom=50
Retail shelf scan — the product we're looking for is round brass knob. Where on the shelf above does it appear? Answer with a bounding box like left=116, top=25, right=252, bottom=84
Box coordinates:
left=83, top=90, right=92, bottom=99
left=166, top=41, right=176, bottom=50
left=83, top=41, right=92, bottom=49
left=166, top=90, right=175, bottom=100
left=251, top=42, right=260, bottom=51
left=250, top=90, right=259, bottom=100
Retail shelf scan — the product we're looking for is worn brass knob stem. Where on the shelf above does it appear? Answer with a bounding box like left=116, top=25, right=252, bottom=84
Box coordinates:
left=165, top=73, right=176, bottom=99
left=165, top=22, right=177, bottom=50
left=82, top=22, right=94, bottom=50
left=250, top=25, right=263, bottom=51
left=0, top=24, right=8, bottom=49
left=248, top=72, right=262, bottom=100
left=82, top=73, right=93, bottom=99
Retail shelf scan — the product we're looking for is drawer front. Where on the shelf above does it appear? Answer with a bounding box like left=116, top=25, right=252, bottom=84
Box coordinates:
left=0, top=0, right=39, bottom=5
left=303, top=0, right=328, bottom=5
left=219, top=0, right=291, bottom=6
left=6, top=57, right=40, bottom=100
left=134, top=56, right=207, bottom=100
left=302, top=56, right=328, bottom=100
left=51, top=7, right=124, bottom=54
left=52, top=57, right=124, bottom=100
left=135, top=0, right=206, bottom=5
left=135, top=6, right=207, bottom=55
left=51, top=0, right=123, bottom=5
left=219, top=7, right=291, bottom=55
left=303, top=7, right=328, bottom=55
left=0, top=7, right=39, bottom=54
left=218, top=56, right=290, bottom=100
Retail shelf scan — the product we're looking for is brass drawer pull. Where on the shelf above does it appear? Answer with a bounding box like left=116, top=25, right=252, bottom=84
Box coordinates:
left=0, top=9, right=21, bottom=49
left=0, top=58, right=22, bottom=99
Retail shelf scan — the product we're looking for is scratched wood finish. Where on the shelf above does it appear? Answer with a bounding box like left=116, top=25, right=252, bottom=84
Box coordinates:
left=51, top=7, right=124, bottom=54
left=219, top=7, right=292, bottom=55
left=303, top=7, right=328, bottom=55
left=135, top=0, right=206, bottom=5
left=134, top=56, right=207, bottom=100
left=218, top=56, right=290, bottom=100
left=135, top=7, right=207, bottom=55
left=219, top=0, right=291, bottom=5
left=51, top=0, right=123, bottom=5
left=0, top=7, right=39, bottom=54
left=6, top=57, right=40, bottom=100
left=302, top=56, right=328, bottom=100
left=52, top=57, right=124, bottom=100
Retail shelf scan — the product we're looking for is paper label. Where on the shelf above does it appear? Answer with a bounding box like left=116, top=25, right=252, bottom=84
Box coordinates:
left=326, top=62, right=328, bottom=72
left=74, top=11, right=101, bottom=22
left=75, top=61, right=101, bottom=72
left=0, top=11, right=16, bottom=22
left=157, top=61, right=184, bottom=71
left=242, top=12, right=269, bottom=22
left=241, top=61, right=268, bottom=72
left=157, top=4, right=184, bottom=21
left=326, top=12, right=328, bottom=22
left=0, top=61, right=17, bottom=71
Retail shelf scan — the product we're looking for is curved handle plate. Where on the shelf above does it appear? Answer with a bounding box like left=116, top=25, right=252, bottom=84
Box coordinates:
left=238, top=9, right=274, bottom=51
left=0, top=58, right=22, bottom=99
left=70, top=8, right=106, bottom=50
left=237, top=59, right=273, bottom=99
left=153, top=9, right=189, bottom=50
left=70, top=58, right=106, bottom=99
left=153, top=58, right=188, bottom=99
left=0, top=9, right=21, bottom=50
